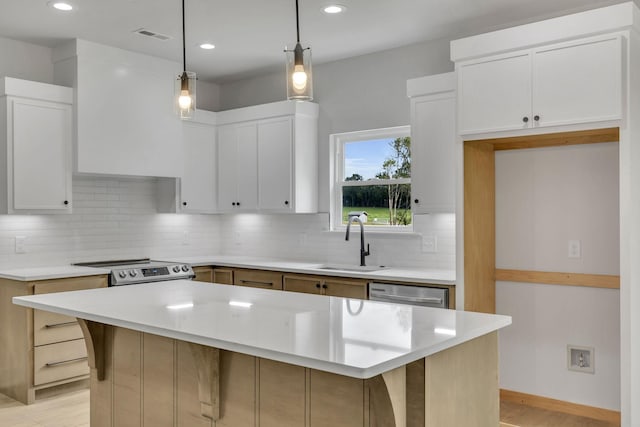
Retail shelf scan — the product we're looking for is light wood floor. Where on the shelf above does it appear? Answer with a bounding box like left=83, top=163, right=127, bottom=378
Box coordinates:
left=0, top=389, right=89, bottom=427
left=501, top=401, right=620, bottom=427
left=0, top=390, right=619, bottom=427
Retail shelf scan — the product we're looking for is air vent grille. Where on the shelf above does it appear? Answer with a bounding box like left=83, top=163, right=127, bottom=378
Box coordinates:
left=133, top=28, right=172, bottom=41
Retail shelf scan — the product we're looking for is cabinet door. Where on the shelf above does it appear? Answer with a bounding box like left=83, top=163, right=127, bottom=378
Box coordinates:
left=458, top=52, right=532, bottom=135
left=192, top=266, right=213, bottom=283
left=213, top=268, right=234, bottom=285
left=217, top=125, right=239, bottom=211
left=9, top=98, right=71, bottom=212
left=283, top=274, right=323, bottom=295
left=309, top=370, right=364, bottom=426
left=235, top=124, right=258, bottom=211
left=411, top=93, right=456, bottom=214
left=258, top=117, right=293, bottom=211
left=323, top=278, right=368, bottom=299
left=180, top=122, right=216, bottom=213
left=533, top=35, right=622, bottom=127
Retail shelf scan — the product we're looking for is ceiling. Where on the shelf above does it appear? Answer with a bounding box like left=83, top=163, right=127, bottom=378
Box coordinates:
left=0, top=0, right=632, bottom=83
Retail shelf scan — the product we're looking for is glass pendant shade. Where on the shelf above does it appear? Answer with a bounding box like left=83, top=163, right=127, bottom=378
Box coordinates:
left=286, top=42, right=313, bottom=100
left=175, top=70, right=196, bottom=119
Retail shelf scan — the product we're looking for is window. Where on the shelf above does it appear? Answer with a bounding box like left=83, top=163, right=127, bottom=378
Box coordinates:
left=331, top=126, right=411, bottom=231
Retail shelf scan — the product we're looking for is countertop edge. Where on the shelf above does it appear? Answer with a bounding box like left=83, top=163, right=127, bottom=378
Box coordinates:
left=13, top=291, right=509, bottom=379
left=182, top=257, right=456, bottom=285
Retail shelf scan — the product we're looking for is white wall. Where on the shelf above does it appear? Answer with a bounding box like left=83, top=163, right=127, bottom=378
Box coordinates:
left=0, top=36, right=53, bottom=84
left=215, top=38, right=456, bottom=271
left=495, top=142, right=620, bottom=410
left=219, top=38, right=453, bottom=213
left=0, top=36, right=457, bottom=272
left=197, top=80, right=221, bottom=112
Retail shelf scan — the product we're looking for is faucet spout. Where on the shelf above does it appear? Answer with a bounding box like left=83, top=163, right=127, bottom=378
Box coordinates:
left=345, top=215, right=370, bottom=266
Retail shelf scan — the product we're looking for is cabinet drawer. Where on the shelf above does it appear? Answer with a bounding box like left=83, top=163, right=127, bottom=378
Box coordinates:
left=33, top=310, right=82, bottom=346
left=33, top=275, right=108, bottom=295
left=283, top=275, right=323, bottom=295
left=34, top=339, right=89, bottom=386
left=234, top=269, right=283, bottom=290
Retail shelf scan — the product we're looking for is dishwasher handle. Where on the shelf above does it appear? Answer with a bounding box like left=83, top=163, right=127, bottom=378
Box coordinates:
left=372, top=293, right=442, bottom=305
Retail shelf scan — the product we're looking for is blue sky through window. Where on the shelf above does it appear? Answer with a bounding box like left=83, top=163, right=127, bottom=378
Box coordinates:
left=344, top=138, right=394, bottom=180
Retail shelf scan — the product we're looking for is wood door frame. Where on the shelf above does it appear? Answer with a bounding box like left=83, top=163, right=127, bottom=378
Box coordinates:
left=463, top=127, right=620, bottom=313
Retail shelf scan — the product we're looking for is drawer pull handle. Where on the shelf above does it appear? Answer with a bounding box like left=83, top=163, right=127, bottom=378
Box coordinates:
left=240, top=279, right=273, bottom=287
left=45, top=356, right=88, bottom=367
left=45, top=321, right=77, bottom=329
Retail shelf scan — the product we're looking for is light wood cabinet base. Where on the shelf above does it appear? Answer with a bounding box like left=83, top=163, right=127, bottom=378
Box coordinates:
left=80, top=322, right=499, bottom=427
left=0, top=275, right=107, bottom=404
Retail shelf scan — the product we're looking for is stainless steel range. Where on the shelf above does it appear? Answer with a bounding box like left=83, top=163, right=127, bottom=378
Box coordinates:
left=74, top=258, right=195, bottom=286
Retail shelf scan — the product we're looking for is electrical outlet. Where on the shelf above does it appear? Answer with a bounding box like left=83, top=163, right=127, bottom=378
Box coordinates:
left=568, top=240, right=581, bottom=258
left=422, top=235, right=437, bottom=253
left=15, top=236, right=27, bottom=254
left=567, top=345, right=594, bottom=374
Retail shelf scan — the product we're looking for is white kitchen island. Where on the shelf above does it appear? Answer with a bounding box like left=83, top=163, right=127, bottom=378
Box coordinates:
left=13, top=280, right=510, bottom=427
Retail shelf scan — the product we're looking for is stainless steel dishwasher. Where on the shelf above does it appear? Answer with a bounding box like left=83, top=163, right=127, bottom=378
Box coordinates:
left=368, top=282, right=449, bottom=308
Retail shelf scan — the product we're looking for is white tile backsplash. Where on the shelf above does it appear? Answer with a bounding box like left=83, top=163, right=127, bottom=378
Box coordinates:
left=0, top=175, right=455, bottom=271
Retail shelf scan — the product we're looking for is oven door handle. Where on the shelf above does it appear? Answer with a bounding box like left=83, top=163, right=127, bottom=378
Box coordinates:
left=372, top=294, right=443, bottom=305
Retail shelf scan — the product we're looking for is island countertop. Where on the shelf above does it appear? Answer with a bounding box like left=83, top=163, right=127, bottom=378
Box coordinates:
left=13, top=280, right=510, bottom=379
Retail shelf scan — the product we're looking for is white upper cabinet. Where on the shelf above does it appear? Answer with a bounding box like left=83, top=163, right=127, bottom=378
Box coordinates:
left=216, top=100, right=318, bottom=214
left=157, top=110, right=217, bottom=213
left=53, top=39, right=183, bottom=178
left=0, top=78, right=72, bottom=214
left=457, top=34, right=622, bottom=135
left=458, top=53, right=531, bottom=134
left=217, top=122, right=259, bottom=212
left=407, top=73, right=456, bottom=214
left=532, top=35, right=622, bottom=128
left=258, top=117, right=293, bottom=211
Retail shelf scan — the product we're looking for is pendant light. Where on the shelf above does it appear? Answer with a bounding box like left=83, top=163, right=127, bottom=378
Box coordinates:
left=284, top=0, right=313, bottom=100
left=175, top=0, right=196, bottom=119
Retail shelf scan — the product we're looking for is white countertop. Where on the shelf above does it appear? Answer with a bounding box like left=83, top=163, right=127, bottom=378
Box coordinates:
left=164, top=255, right=456, bottom=285
left=0, top=256, right=455, bottom=284
left=0, top=265, right=111, bottom=281
left=13, top=280, right=509, bottom=379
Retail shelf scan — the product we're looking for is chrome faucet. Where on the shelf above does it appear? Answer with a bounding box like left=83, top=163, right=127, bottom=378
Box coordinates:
left=345, top=215, right=370, bottom=266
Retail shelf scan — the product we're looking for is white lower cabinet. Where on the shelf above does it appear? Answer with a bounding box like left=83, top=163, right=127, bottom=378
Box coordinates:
left=0, top=77, right=72, bottom=214
left=407, top=73, right=456, bottom=214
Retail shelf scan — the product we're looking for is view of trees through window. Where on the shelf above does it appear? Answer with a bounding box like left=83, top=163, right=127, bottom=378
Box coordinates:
left=342, top=136, right=411, bottom=226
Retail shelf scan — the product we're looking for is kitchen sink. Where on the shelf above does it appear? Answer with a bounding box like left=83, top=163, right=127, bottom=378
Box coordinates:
left=315, top=264, right=389, bottom=272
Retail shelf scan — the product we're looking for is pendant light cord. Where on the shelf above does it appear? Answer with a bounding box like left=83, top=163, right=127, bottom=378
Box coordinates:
left=295, top=0, right=300, bottom=43
left=182, top=0, right=187, bottom=72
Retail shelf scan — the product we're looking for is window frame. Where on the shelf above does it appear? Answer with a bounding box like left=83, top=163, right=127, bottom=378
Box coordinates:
left=330, top=125, right=412, bottom=232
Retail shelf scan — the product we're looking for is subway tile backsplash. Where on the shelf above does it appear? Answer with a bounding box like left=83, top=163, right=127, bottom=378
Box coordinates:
left=0, top=175, right=455, bottom=271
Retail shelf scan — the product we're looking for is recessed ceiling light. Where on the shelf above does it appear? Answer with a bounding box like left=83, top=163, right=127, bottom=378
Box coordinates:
left=199, top=43, right=215, bottom=50
left=48, top=1, right=74, bottom=11
left=323, top=4, right=345, bottom=14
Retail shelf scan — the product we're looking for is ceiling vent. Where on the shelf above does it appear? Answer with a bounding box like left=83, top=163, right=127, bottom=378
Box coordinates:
left=133, top=28, right=172, bottom=41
